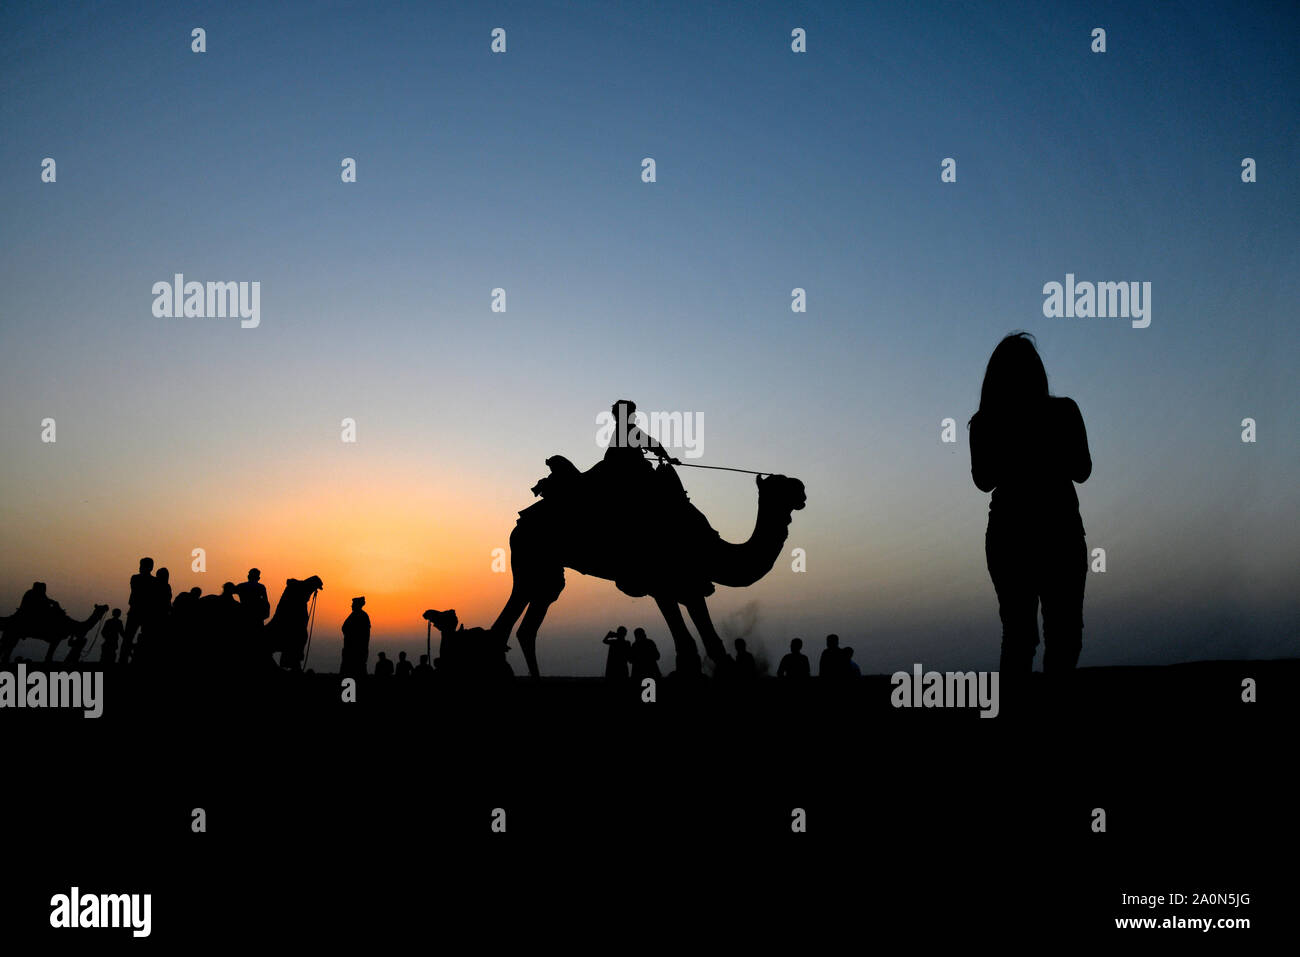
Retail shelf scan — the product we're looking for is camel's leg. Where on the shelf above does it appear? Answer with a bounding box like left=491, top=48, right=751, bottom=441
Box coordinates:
left=515, top=570, right=565, bottom=679
left=491, top=525, right=538, bottom=644
left=490, top=580, right=530, bottom=644
left=653, top=595, right=701, bottom=674
left=683, top=596, right=729, bottom=665
left=515, top=601, right=548, bottom=679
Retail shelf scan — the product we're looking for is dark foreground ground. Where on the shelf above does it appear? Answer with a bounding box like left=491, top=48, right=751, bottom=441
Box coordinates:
left=3, top=658, right=1296, bottom=944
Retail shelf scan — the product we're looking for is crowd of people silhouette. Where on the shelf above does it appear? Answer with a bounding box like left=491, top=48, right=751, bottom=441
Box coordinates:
left=600, top=629, right=860, bottom=682
left=0, top=562, right=328, bottom=674
left=0, top=556, right=871, bottom=687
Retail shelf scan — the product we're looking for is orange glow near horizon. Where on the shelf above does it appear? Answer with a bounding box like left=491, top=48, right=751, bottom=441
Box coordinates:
left=0, top=459, right=592, bottom=642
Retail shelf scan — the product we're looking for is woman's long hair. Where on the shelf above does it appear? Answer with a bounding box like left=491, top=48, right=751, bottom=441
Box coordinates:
left=971, top=332, right=1049, bottom=424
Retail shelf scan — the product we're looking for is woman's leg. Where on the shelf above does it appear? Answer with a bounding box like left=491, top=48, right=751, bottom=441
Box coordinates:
left=986, top=525, right=1040, bottom=674
left=1041, top=534, right=1087, bottom=672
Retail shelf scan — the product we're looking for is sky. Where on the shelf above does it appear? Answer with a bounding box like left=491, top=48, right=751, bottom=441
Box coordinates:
left=0, top=0, right=1296, bottom=675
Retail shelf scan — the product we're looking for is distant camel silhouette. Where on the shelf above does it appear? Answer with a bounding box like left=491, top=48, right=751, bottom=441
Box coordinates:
left=492, top=460, right=805, bottom=677
left=423, top=608, right=513, bottom=679
left=0, top=603, right=109, bottom=664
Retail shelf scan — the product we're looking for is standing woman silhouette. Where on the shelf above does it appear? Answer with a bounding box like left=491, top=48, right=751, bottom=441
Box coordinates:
left=969, top=333, right=1092, bottom=677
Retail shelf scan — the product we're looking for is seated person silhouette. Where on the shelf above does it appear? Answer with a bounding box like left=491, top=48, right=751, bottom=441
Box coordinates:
left=1, top=582, right=53, bottom=662
left=819, top=634, right=843, bottom=679
left=604, top=399, right=679, bottom=469
left=777, top=638, right=810, bottom=679
left=64, top=630, right=89, bottom=664
left=733, top=638, right=756, bottom=679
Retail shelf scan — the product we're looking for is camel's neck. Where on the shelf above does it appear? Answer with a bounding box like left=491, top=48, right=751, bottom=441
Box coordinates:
left=706, top=494, right=796, bottom=588
left=74, top=609, right=105, bottom=635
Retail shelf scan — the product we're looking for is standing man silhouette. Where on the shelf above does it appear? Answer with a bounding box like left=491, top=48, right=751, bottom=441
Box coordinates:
left=235, top=568, right=271, bottom=666
left=630, top=627, right=661, bottom=682
left=120, top=558, right=154, bottom=664
left=235, top=569, right=270, bottom=624
left=99, top=608, right=124, bottom=665
left=341, top=596, right=371, bottom=679
left=602, top=626, right=632, bottom=681
left=969, top=333, right=1092, bottom=678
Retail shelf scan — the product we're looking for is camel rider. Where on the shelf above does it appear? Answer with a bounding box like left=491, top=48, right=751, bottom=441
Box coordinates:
left=16, top=581, right=55, bottom=626
left=600, top=400, right=698, bottom=542
left=604, top=400, right=680, bottom=469
left=0, top=582, right=54, bottom=662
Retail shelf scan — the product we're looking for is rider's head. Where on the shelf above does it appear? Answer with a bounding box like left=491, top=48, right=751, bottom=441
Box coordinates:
left=791, top=637, right=803, bottom=652
left=612, top=400, right=637, bottom=434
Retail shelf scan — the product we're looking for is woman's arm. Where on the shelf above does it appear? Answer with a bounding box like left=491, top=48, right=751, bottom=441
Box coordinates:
left=969, top=414, right=998, bottom=492
left=1065, top=398, right=1092, bottom=483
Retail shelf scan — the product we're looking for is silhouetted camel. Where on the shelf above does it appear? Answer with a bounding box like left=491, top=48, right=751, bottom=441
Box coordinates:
left=270, top=575, right=323, bottom=671
left=0, top=603, right=109, bottom=664
left=423, top=608, right=513, bottom=679
left=492, top=461, right=805, bottom=677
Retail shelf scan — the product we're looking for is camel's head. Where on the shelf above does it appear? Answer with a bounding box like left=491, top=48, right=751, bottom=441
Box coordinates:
left=423, top=608, right=459, bottom=632
left=756, top=474, right=806, bottom=514
left=304, top=575, right=324, bottom=592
